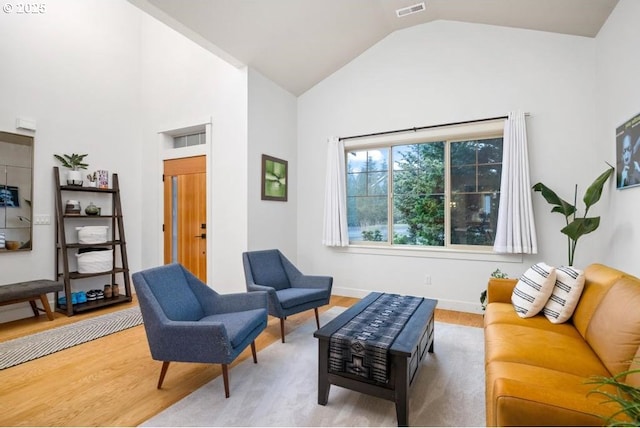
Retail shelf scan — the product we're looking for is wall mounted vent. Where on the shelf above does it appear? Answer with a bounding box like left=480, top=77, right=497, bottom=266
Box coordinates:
left=396, top=2, right=426, bottom=18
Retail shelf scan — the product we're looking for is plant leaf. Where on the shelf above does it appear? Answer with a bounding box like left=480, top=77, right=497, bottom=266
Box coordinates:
left=561, top=217, right=601, bottom=240
left=583, top=166, right=614, bottom=210
left=532, top=182, right=576, bottom=217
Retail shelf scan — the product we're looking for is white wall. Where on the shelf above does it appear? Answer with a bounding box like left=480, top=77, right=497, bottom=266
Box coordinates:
left=247, top=69, right=298, bottom=258
left=137, top=12, right=249, bottom=293
left=595, top=0, right=640, bottom=277
left=0, top=0, right=143, bottom=321
left=298, top=20, right=603, bottom=312
left=0, top=0, right=251, bottom=322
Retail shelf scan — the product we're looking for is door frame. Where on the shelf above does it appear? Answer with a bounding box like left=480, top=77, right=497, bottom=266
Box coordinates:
left=157, top=119, right=212, bottom=285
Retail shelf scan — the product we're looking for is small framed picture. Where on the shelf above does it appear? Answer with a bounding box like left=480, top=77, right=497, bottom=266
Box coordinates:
left=0, top=186, right=19, bottom=207
left=616, top=112, right=640, bottom=190
left=261, top=154, right=288, bottom=201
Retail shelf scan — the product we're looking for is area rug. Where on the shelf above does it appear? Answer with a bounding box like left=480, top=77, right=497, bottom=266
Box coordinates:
left=141, top=307, right=485, bottom=427
left=0, top=306, right=143, bottom=370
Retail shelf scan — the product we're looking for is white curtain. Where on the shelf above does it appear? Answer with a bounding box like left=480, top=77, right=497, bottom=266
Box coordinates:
left=322, top=137, right=349, bottom=246
left=493, top=111, right=538, bottom=254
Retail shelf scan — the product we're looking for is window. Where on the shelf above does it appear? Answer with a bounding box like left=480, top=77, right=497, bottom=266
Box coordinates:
left=346, top=123, right=503, bottom=250
left=173, top=131, right=206, bottom=148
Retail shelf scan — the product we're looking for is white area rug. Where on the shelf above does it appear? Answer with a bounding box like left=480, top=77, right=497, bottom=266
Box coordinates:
left=141, top=307, right=485, bottom=427
left=0, top=306, right=143, bottom=370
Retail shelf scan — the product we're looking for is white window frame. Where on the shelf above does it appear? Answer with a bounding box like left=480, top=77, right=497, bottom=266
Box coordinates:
left=342, top=118, right=523, bottom=263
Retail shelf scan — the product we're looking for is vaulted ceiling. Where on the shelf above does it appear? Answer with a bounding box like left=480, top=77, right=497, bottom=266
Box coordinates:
left=130, top=0, right=619, bottom=96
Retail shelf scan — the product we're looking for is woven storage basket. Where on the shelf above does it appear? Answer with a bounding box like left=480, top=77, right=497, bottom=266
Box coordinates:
left=76, top=248, right=112, bottom=273
left=76, top=226, right=108, bottom=244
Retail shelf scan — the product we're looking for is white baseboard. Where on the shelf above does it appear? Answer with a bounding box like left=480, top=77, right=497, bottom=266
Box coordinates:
left=332, top=286, right=484, bottom=315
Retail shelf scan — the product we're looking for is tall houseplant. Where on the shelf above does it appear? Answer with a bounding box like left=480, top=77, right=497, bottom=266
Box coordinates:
left=532, top=165, right=614, bottom=266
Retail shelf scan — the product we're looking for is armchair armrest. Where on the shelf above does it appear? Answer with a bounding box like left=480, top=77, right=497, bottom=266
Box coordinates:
left=215, top=291, right=267, bottom=314
left=291, top=274, right=333, bottom=290
left=149, top=320, right=233, bottom=362
left=487, top=278, right=518, bottom=304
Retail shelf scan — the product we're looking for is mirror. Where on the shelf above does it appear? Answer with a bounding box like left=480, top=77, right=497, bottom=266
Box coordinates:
left=0, top=131, right=33, bottom=251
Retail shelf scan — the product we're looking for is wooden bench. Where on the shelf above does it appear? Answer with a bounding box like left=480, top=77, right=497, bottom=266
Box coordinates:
left=0, top=280, right=63, bottom=321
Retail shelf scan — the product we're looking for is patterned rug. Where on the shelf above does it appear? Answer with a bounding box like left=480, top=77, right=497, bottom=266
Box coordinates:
left=0, top=306, right=143, bottom=370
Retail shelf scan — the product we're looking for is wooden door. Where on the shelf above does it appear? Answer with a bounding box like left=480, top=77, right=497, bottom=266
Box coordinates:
left=163, top=156, right=206, bottom=281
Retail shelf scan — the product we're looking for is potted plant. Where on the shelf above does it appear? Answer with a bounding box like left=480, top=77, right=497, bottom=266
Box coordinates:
left=532, top=165, right=614, bottom=266
left=481, top=268, right=509, bottom=311
left=54, top=153, right=89, bottom=186
left=588, top=365, right=640, bottom=426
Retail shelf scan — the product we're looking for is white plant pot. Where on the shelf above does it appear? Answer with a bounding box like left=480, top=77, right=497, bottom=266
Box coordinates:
left=67, top=170, right=83, bottom=186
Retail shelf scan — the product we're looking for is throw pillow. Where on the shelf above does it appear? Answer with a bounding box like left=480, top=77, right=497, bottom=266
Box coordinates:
left=511, top=262, right=557, bottom=318
left=542, top=266, right=586, bottom=324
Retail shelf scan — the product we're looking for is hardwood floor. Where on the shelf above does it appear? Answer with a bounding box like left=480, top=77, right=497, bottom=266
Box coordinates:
left=0, top=295, right=482, bottom=426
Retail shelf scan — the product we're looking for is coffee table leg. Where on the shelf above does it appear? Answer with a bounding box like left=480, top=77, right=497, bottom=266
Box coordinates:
left=318, top=339, right=331, bottom=405
left=395, top=357, right=409, bottom=426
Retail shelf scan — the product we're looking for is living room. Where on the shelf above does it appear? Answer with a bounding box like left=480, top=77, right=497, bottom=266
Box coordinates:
left=1, top=0, right=639, bottom=425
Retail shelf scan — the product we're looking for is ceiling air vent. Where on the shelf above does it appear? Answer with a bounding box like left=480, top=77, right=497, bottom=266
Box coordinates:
left=396, top=2, right=426, bottom=18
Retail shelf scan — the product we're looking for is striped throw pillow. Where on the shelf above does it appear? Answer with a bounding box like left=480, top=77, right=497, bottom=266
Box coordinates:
left=542, top=266, right=585, bottom=324
left=512, top=262, right=556, bottom=318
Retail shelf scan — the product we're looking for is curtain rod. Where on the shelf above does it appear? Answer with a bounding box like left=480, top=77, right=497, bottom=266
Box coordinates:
left=338, top=113, right=529, bottom=142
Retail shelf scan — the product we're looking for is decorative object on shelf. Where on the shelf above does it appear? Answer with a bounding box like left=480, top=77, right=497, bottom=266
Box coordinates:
left=112, top=283, right=119, bottom=298
left=96, top=169, right=109, bottom=189
left=532, top=165, right=614, bottom=266
left=75, top=247, right=112, bottom=274
left=86, top=172, right=97, bottom=187
left=261, top=154, right=288, bottom=201
left=54, top=153, right=89, bottom=186
left=84, top=202, right=99, bottom=216
left=76, top=225, right=108, bottom=244
left=64, top=199, right=81, bottom=215
left=104, top=284, right=112, bottom=299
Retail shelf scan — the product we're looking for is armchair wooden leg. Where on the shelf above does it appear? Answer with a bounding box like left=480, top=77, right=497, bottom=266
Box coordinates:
left=280, top=318, right=286, bottom=343
left=222, top=364, right=230, bottom=398
left=251, top=341, right=257, bottom=363
left=314, top=307, right=320, bottom=330
left=157, top=361, right=170, bottom=389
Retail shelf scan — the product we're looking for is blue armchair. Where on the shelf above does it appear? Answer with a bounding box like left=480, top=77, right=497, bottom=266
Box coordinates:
left=132, top=263, right=268, bottom=398
left=242, top=249, right=333, bottom=342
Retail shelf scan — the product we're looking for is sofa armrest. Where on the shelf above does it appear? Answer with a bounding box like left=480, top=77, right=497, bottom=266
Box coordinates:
left=487, top=278, right=518, bottom=304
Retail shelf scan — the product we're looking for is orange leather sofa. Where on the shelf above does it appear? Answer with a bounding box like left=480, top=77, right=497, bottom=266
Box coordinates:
left=484, top=263, right=640, bottom=426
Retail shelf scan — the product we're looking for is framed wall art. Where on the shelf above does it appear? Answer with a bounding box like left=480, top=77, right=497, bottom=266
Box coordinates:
left=616, top=111, right=640, bottom=190
left=0, top=186, right=19, bottom=207
left=261, top=154, right=288, bottom=201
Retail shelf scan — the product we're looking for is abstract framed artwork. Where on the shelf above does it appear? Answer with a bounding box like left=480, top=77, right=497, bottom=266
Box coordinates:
left=616, top=111, right=640, bottom=190
left=261, top=154, right=288, bottom=201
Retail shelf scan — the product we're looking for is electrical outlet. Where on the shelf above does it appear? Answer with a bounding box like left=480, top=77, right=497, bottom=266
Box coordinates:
left=424, top=274, right=432, bottom=285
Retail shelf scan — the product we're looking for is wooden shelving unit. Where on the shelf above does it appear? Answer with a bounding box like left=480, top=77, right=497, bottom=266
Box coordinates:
left=53, top=166, right=132, bottom=316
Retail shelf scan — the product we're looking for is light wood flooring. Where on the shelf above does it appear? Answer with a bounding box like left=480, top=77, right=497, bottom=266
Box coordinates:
left=0, top=295, right=482, bottom=427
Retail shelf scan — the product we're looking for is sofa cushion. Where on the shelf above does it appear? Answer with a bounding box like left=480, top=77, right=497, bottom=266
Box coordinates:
left=543, top=266, right=586, bottom=324
left=484, top=323, right=607, bottom=377
left=572, top=263, right=626, bottom=338
left=484, top=302, right=583, bottom=338
left=511, top=262, right=556, bottom=318
left=586, top=277, right=640, bottom=377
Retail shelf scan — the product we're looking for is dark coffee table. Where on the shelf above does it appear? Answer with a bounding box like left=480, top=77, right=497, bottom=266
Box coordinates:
left=314, top=292, right=437, bottom=426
